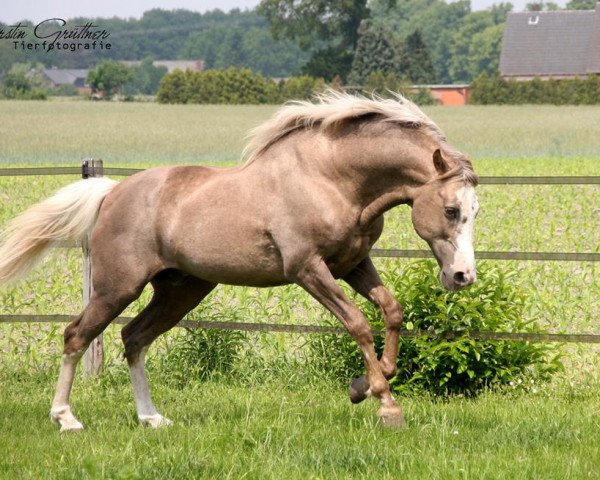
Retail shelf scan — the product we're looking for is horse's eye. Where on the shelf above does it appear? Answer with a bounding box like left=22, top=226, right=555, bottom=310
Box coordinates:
left=444, top=207, right=459, bottom=220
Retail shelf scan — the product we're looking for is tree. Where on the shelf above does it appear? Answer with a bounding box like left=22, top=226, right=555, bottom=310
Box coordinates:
left=300, top=47, right=355, bottom=80
left=87, top=61, right=134, bottom=99
left=448, top=11, right=496, bottom=83
left=258, top=0, right=371, bottom=80
left=181, top=23, right=309, bottom=77
left=526, top=1, right=560, bottom=10
left=368, top=0, right=471, bottom=83
left=488, top=2, right=513, bottom=24
left=566, top=0, right=597, bottom=8
left=468, top=24, right=505, bottom=79
left=404, top=30, right=436, bottom=84
left=123, top=57, right=168, bottom=96
left=258, top=0, right=369, bottom=50
left=1, top=72, right=47, bottom=100
left=348, top=20, right=404, bottom=84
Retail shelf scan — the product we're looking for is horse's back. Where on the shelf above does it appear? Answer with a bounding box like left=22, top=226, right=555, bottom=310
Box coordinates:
left=94, top=165, right=287, bottom=286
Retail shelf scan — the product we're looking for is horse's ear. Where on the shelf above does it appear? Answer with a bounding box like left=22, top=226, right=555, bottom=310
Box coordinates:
left=433, top=149, right=450, bottom=175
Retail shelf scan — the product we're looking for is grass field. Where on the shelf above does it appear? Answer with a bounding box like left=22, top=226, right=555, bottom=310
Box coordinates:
left=1, top=99, right=600, bottom=169
left=1, top=371, right=600, bottom=480
left=0, top=100, right=599, bottom=479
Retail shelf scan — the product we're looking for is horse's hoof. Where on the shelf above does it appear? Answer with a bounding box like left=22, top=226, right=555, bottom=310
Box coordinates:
left=139, top=414, right=173, bottom=428
left=50, top=408, right=84, bottom=432
left=349, top=376, right=370, bottom=404
left=377, top=406, right=406, bottom=429
left=60, top=421, right=85, bottom=433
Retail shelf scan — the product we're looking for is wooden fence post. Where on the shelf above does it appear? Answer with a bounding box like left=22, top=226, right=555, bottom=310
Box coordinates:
left=82, top=159, right=104, bottom=376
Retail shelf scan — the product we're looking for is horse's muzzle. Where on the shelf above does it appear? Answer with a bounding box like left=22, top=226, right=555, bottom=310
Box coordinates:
left=440, top=269, right=476, bottom=291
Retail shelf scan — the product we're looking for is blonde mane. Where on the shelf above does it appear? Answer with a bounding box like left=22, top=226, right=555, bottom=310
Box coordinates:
left=243, top=90, right=477, bottom=185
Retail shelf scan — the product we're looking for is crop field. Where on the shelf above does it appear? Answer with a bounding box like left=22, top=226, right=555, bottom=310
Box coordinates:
left=0, top=99, right=599, bottom=479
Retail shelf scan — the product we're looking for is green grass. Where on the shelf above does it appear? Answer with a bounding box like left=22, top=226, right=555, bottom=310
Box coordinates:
left=1, top=100, right=600, bottom=168
left=1, top=371, right=599, bottom=480
left=0, top=101, right=599, bottom=478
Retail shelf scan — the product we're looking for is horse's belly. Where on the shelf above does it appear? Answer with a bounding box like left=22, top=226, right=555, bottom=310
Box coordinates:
left=171, top=231, right=288, bottom=287
left=184, top=258, right=288, bottom=287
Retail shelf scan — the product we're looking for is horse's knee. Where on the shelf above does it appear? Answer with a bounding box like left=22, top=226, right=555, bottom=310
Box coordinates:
left=64, top=294, right=133, bottom=355
left=381, top=295, right=403, bottom=330
left=380, top=359, right=398, bottom=379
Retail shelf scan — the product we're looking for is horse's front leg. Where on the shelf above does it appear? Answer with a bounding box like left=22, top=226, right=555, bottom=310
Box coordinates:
left=344, top=256, right=403, bottom=404
left=294, top=257, right=405, bottom=427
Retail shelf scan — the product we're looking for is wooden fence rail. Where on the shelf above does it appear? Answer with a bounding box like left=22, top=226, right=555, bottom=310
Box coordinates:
left=1, top=166, right=599, bottom=185
left=1, top=315, right=599, bottom=344
left=0, top=162, right=598, bottom=377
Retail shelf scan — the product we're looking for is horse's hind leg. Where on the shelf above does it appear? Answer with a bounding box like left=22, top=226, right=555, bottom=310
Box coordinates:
left=51, top=270, right=148, bottom=432
left=121, top=272, right=215, bottom=428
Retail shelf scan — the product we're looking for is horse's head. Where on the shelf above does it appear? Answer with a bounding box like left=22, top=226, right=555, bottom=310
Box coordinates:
left=411, top=149, right=479, bottom=291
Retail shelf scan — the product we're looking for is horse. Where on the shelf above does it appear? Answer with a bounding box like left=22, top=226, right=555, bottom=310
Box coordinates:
left=0, top=91, right=479, bottom=431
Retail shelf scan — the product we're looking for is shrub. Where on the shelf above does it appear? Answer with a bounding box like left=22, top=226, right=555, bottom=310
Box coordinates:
left=362, top=72, right=436, bottom=105
left=280, top=75, right=326, bottom=101
left=155, top=328, right=246, bottom=387
left=157, top=68, right=326, bottom=104
left=157, top=69, right=188, bottom=103
left=151, top=305, right=247, bottom=388
left=306, top=260, right=562, bottom=396
left=410, top=87, right=437, bottom=106
left=363, top=71, right=410, bottom=98
left=158, top=67, right=278, bottom=104
left=0, top=72, right=47, bottom=100
left=471, top=71, right=600, bottom=105
left=52, top=84, right=80, bottom=97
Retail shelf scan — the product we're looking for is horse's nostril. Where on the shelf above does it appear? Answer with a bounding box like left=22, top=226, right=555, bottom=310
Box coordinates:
left=454, top=271, right=467, bottom=284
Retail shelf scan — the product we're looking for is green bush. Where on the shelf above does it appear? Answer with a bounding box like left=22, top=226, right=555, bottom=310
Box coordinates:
left=362, top=71, right=436, bottom=105
left=307, top=260, right=562, bottom=396
left=156, top=67, right=440, bottom=105
left=52, top=84, right=80, bottom=97
left=363, top=71, right=410, bottom=97
left=471, top=71, right=600, bottom=105
left=150, top=305, right=247, bottom=388
left=157, top=69, right=189, bottom=104
left=280, top=75, right=326, bottom=101
left=0, top=72, right=47, bottom=100
left=157, top=68, right=325, bottom=104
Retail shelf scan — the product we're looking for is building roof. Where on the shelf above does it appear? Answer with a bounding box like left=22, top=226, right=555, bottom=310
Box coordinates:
left=41, top=69, right=88, bottom=86
left=153, top=60, right=204, bottom=73
left=499, top=3, right=600, bottom=77
left=121, top=60, right=204, bottom=73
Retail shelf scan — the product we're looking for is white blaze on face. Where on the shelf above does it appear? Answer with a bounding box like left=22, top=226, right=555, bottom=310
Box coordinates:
left=451, top=186, right=479, bottom=280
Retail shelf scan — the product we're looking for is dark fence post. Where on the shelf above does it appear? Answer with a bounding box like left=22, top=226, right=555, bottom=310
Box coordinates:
left=82, top=159, right=104, bottom=376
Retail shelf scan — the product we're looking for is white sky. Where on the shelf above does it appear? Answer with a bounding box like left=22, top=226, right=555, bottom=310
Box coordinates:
left=1, top=0, right=567, bottom=24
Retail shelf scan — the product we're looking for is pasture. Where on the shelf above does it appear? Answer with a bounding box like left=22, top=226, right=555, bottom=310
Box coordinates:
left=0, top=99, right=599, bottom=479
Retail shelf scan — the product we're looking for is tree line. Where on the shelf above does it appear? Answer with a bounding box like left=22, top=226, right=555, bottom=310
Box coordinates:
left=0, top=0, right=594, bottom=85
left=1, top=0, right=598, bottom=101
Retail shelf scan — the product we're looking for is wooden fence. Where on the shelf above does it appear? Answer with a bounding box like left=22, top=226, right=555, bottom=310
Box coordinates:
left=0, top=161, right=598, bottom=375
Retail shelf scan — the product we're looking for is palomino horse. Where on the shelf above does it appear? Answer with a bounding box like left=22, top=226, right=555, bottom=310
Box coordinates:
left=0, top=92, right=479, bottom=431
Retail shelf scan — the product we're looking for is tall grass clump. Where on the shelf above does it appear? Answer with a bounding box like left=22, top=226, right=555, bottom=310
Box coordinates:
left=149, top=305, right=247, bottom=388
left=307, top=260, right=562, bottom=396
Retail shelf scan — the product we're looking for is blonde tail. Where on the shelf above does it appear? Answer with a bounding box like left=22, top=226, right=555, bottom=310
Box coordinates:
left=0, top=178, right=118, bottom=285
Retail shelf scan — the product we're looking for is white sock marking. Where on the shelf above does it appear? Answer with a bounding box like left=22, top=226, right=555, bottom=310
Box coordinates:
left=129, top=347, right=172, bottom=428
left=50, top=352, right=84, bottom=432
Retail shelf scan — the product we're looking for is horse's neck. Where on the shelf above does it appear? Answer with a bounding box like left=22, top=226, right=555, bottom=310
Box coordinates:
left=328, top=131, right=437, bottom=225
left=244, top=127, right=437, bottom=225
